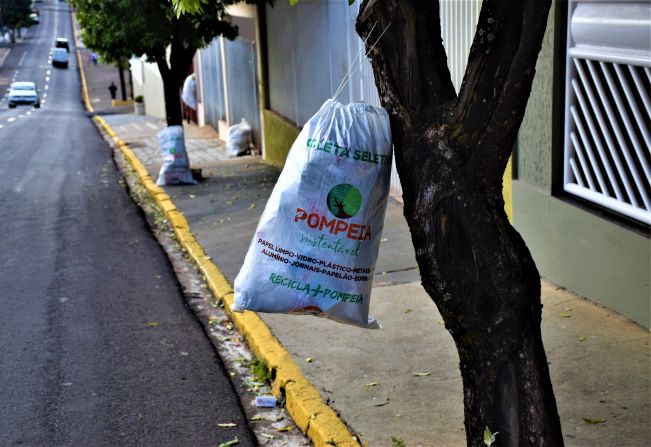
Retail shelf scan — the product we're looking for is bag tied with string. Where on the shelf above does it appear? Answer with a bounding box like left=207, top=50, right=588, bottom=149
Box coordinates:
left=233, top=99, right=392, bottom=328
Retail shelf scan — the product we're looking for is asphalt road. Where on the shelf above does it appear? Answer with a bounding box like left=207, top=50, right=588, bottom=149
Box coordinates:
left=0, top=2, right=256, bottom=446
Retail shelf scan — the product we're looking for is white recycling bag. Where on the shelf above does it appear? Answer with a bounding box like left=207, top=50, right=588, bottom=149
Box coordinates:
left=156, top=125, right=197, bottom=186
left=227, top=118, right=253, bottom=156
left=233, top=99, right=393, bottom=328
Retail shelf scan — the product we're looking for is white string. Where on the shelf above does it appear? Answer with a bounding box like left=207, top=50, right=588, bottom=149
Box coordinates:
left=331, top=21, right=378, bottom=100
left=331, top=21, right=392, bottom=101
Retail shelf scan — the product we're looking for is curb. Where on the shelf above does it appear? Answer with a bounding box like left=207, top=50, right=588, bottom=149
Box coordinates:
left=93, top=115, right=361, bottom=447
left=71, top=12, right=93, bottom=113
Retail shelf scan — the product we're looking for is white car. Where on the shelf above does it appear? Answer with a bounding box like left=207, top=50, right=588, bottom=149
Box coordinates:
left=7, top=81, right=40, bottom=108
left=51, top=47, right=69, bottom=68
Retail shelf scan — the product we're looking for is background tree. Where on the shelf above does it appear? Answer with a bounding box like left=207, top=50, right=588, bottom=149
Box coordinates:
left=74, top=0, right=258, bottom=126
left=172, top=0, right=563, bottom=445
left=0, top=0, right=32, bottom=43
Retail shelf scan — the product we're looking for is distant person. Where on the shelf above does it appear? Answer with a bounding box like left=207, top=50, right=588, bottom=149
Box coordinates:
left=181, top=74, right=197, bottom=124
left=91, top=53, right=98, bottom=65
left=108, top=82, right=118, bottom=100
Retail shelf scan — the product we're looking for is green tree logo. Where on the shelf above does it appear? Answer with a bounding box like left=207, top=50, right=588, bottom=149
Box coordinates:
left=327, top=184, right=362, bottom=219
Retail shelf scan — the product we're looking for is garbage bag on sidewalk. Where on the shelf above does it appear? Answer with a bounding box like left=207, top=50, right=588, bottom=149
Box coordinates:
left=233, top=99, right=393, bottom=329
left=156, top=125, right=197, bottom=186
left=226, top=118, right=253, bottom=156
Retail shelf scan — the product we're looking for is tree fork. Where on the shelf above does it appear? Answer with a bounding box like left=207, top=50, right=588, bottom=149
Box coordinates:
left=357, top=1, right=563, bottom=445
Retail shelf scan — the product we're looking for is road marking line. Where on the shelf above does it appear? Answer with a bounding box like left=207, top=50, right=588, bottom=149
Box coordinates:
left=46, top=70, right=51, bottom=75
left=18, top=51, right=27, bottom=66
left=45, top=76, right=50, bottom=82
left=18, top=114, right=24, bottom=118
left=145, top=122, right=159, bottom=130
left=43, top=93, right=47, bottom=98
left=0, top=124, right=4, bottom=129
left=8, top=117, right=16, bottom=122
left=44, top=85, right=48, bottom=90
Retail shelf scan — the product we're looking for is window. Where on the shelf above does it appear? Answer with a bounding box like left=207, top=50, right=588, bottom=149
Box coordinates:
left=562, top=1, right=651, bottom=225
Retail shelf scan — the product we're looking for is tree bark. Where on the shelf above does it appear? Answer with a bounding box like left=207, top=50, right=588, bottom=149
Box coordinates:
left=117, top=60, right=127, bottom=101
left=357, top=1, right=563, bottom=446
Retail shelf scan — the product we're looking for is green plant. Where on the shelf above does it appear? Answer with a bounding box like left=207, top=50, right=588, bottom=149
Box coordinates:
left=249, top=359, right=271, bottom=385
left=134, top=95, right=144, bottom=103
left=391, top=437, right=405, bottom=447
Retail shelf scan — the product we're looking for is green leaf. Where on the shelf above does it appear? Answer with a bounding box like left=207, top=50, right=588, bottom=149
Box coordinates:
left=412, top=372, right=431, bottom=377
left=582, top=417, right=606, bottom=424
left=289, top=0, right=299, bottom=5
left=217, top=422, right=237, bottom=428
left=483, top=426, right=499, bottom=446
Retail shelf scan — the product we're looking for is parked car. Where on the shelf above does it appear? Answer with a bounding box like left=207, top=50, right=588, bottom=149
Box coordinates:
left=7, top=82, right=40, bottom=109
left=55, top=37, right=69, bottom=52
left=30, top=13, right=39, bottom=24
left=51, top=48, right=69, bottom=68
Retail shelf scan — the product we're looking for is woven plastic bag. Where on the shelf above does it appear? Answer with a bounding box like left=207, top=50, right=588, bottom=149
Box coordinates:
left=156, top=125, right=197, bottom=186
left=233, top=99, right=392, bottom=328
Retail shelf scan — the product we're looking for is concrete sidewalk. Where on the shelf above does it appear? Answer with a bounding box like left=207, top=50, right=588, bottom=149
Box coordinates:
left=98, top=112, right=650, bottom=447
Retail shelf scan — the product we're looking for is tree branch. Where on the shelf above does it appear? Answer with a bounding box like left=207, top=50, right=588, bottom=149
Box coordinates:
left=453, top=0, right=551, bottom=177
left=356, top=0, right=456, bottom=134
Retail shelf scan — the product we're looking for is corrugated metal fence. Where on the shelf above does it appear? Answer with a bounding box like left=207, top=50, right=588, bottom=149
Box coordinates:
left=199, top=40, right=226, bottom=130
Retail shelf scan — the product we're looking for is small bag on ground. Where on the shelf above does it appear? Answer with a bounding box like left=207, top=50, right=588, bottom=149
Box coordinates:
left=226, top=118, right=252, bottom=156
left=233, top=99, right=393, bottom=328
left=156, top=125, right=197, bottom=186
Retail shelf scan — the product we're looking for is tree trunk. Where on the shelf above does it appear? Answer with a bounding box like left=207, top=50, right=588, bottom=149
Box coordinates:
left=357, top=1, right=563, bottom=446
left=156, top=44, right=196, bottom=127
left=117, top=61, right=127, bottom=101
left=128, top=68, right=134, bottom=100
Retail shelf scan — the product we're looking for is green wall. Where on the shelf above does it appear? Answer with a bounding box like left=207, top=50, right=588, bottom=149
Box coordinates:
left=262, top=109, right=299, bottom=167
left=514, top=2, right=651, bottom=327
left=514, top=182, right=650, bottom=327
left=517, top=6, right=556, bottom=191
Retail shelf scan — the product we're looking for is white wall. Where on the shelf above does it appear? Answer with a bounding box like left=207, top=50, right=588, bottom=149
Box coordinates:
left=129, top=58, right=166, bottom=120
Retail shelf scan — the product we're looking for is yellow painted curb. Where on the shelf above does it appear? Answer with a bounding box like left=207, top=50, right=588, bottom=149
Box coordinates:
left=72, top=12, right=94, bottom=113
left=111, top=99, right=134, bottom=107
left=92, top=115, right=360, bottom=447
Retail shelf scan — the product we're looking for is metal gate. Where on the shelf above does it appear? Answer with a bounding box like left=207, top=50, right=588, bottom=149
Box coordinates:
left=199, top=31, right=261, bottom=148
left=224, top=37, right=260, bottom=148
left=199, top=40, right=226, bottom=130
